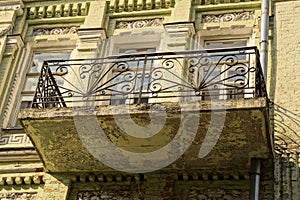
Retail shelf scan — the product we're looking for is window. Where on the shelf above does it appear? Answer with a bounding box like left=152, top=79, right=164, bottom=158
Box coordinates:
left=204, top=39, right=247, bottom=49
left=110, top=48, right=156, bottom=105
left=20, top=52, right=71, bottom=108
left=201, top=39, right=248, bottom=100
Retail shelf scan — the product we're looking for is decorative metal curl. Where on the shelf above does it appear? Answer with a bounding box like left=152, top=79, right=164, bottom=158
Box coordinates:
left=56, top=65, right=69, bottom=75
left=114, top=61, right=130, bottom=71
left=222, top=55, right=239, bottom=66
left=149, top=82, right=162, bottom=93
left=79, top=64, right=92, bottom=79
left=150, top=69, right=163, bottom=80
left=161, top=59, right=176, bottom=69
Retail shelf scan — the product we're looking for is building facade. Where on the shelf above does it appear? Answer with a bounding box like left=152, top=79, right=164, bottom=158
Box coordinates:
left=0, top=0, right=299, bottom=199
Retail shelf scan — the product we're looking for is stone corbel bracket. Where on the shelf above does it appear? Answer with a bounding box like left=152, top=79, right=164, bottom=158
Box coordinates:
left=77, top=27, right=107, bottom=51
left=108, top=0, right=175, bottom=13
left=0, top=24, right=12, bottom=38
left=0, top=173, right=44, bottom=185
left=3, top=34, right=24, bottom=57
left=0, top=0, right=24, bottom=16
left=164, top=22, right=196, bottom=49
left=164, top=22, right=196, bottom=36
left=27, top=2, right=90, bottom=19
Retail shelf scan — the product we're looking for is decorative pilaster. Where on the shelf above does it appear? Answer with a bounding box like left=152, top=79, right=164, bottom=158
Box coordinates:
left=0, top=0, right=24, bottom=113
left=0, top=34, right=23, bottom=128
left=0, top=0, right=24, bottom=57
left=164, top=22, right=195, bottom=51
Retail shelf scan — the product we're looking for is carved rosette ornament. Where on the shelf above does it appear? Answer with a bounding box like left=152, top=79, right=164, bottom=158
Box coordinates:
left=116, top=18, right=163, bottom=29
left=32, top=26, right=79, bottom=36
left=0, top=193, right=37, bottom=200
left=202, top=11, right=254, bottom=23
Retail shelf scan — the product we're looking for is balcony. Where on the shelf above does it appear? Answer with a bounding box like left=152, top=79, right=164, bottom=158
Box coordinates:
left=19, top=47, right=273, bottom=175
left=30, top=46, right=266, bottom=108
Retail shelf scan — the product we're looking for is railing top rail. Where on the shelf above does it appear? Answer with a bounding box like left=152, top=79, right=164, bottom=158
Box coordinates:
left=42, top=46, right=258, bottom=64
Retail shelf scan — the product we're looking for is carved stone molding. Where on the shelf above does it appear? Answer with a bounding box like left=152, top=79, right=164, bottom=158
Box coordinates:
left=77, top=190, right=142, bottom=200
left=33, top=26, right=79, bottom=36
left=27, top=2, right=89, bottom=19
left=0, top=174, right=44, bottom=185
left=0, top=0, right=24, bottom=16
left=116, top=18, right=164, bottom=29
left=0, top=24, right=12, bottom=38
left=164, top=22, right=195, bottom=50
left=164, top=22, right=195, bottom=36
left=78, top=28, right=106, bottom=43
left=194, top=0, right=260, bottom=6
left=0, top=133, right=32, bottom=145
left=187, top=188, right=249, bottom=199
left=109, top=0, right=175, bottom=13
left=202, top=11, right=255, bottom=23
left=0, top=193, right=37, bottom=200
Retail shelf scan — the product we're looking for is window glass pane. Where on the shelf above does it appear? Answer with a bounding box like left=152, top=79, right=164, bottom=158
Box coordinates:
left=205, top=40, right=247, bottom=49
left=20, top=101, right=32, bottom=109
left=111, top=47, right=155, bottom=105
left=119, top=48, right=155, bottom=54
left=23, top=77, right=39, bottom=91
left=202, top=39, right=248, bottom=100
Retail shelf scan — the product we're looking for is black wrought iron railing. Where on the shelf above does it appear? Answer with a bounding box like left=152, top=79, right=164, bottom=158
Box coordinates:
left=32, top=46, right=267, bottom=108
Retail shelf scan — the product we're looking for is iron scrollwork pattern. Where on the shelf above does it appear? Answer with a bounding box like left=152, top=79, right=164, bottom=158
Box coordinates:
left=32, top=47, right=266, bottom=108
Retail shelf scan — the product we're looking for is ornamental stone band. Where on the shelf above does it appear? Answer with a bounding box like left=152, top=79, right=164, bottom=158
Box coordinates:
left=202, top=11, right=255, bottom=23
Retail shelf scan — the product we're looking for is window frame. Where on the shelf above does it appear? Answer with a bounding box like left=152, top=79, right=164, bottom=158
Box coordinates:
left=2, top=28, right=79, bottom=128
left=197, top=35, right=254, bottom=100
left=106, top=31, right=163, bottom=105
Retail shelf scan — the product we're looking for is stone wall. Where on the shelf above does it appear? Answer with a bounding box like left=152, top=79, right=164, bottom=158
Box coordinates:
left=271, top=0, right=300, bottom=199
left=0, top=0, right=299, bottom=199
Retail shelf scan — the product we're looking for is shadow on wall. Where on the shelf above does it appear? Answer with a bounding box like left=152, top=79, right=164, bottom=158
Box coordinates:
left=271, top=103, right=300, bottom=157
left=270, top=103, right=300, bottom=199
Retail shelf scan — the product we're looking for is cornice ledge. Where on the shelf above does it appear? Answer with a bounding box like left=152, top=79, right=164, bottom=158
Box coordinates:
left=0, top=172, right=44, bottom=185
left=6, top=34, right=24, bottom=50
left=164, top=22, right=196, bottom=36
left=78, top=27, right=107, bottom=42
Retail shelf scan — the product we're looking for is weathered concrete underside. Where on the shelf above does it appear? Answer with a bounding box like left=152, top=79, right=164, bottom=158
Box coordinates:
left=19, top=98, right=273, bottom=176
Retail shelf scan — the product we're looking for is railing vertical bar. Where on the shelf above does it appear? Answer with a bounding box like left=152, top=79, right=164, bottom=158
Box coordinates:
left=44, top=62, right=48, bottom=108
left=138, top=55, right=148, bottom=104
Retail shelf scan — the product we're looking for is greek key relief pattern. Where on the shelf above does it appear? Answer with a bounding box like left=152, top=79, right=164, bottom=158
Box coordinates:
left=0, top=133, right=32, bottom=145
left=115, top=18, right=163, bottom=29
left=0, top=193, right=37, bottom=200
left=202, top=11, right=254, bottom=23
left=33, top=26, right=79, bottom=36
